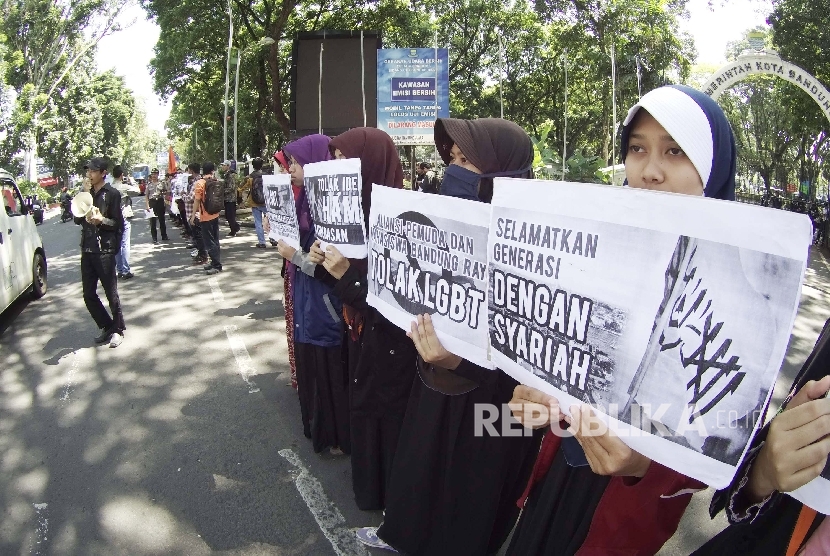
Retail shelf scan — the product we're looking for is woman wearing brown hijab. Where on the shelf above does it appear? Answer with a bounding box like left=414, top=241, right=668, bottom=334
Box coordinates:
left=311, top=128, right=419, bottom=511
left=355, top=118, right=544, bottom=555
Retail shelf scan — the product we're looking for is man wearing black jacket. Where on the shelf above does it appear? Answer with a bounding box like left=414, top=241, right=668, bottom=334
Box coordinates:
left=75, top=157, right=126, bottom=348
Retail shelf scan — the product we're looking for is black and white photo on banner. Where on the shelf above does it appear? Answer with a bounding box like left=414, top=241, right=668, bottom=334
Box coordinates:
left=302, top=158, right=367, bottom=259
left=366, top=186, right=493, bottom=369
left=486, top=178, right=810, bottom=489
left=263, top=174, right=300, bottom=250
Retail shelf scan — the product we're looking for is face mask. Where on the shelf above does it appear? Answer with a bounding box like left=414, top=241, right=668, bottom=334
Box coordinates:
left=440, top=164, right=481, bottom=201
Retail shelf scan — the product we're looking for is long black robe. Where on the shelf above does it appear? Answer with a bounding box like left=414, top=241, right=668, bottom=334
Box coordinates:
left=333, top=264, right=418, bottom=510
left=377, top=364, right=543, bottom=556
left=295, top=342, right=351, bottom=454
left=506, top=444, right=610, bottom=556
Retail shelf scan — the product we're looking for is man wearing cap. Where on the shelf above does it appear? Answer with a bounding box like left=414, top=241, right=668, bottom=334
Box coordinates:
left=145, top=168, right=169, bottom=244
left=221, top=160, right=241, bottom=237
left=76, top=157, right=126, bottom=348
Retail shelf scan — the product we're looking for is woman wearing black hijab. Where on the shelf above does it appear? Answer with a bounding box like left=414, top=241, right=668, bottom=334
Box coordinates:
left=311, top=128, right=419, bottom=511
left=356, top=118, right=544, bottom=555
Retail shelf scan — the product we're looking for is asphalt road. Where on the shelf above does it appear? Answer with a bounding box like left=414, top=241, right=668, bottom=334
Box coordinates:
left=2, top=202, right=830, bottom=556
left=0, top=201, right=383, bottom=556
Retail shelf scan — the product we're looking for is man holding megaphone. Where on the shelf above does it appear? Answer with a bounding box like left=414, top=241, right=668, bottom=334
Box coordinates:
left=75, top=157, right=126, bottom=348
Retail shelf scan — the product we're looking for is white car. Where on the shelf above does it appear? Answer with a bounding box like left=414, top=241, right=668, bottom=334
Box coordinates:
left=0, top=168, right=47, bottom=313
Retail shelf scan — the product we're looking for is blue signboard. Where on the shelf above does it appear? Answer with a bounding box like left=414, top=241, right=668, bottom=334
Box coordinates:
left=377, top=48, right=449, bottom=145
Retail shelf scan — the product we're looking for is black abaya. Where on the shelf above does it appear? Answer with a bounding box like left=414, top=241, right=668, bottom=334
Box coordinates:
left=506, top=447, right=611, bottom=556
left=333, top=265, right=418, bottom=510
left=295, top=342, right=351, bottom=454
left=377, top=368, right=542, bottom=556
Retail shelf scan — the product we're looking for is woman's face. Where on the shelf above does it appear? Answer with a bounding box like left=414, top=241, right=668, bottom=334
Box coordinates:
left=333, top=148, right=346, bottom=160
left=289, top=155, right=304, bottom=186
left=624, top=110, right=704, bottom=196
left=449, top=144, right=482, bottom=174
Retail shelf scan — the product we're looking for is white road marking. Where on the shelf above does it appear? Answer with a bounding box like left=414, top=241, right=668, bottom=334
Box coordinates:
left=223, top=325, right=260, bottom=393
left=59, top=352, right=81, bottom=402
left=278, top=449, right=369, bottom=556
left=208, top=277, right=225, bottom=303
left=32, top=502, right=48, bottom=555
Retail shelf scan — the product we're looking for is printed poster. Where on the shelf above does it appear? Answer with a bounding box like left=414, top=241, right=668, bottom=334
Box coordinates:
left=488, top=178, right=811, bottom=488
left=790, top=432, right=830, bottom=514
left=376, top=48, right=449, bottom=145
left=366, top=187, right=493, bottom=369
left=303, top=158, right=367, bottom=259
left=263, top=174, right=300, bottom=250
left=784, top=327, right=830, bottom=514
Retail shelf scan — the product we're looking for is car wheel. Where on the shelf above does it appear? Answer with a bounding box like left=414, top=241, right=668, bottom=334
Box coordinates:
left=31, top=253, right=47, bottom=299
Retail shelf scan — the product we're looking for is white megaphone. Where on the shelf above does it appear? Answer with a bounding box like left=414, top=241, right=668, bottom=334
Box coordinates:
left=70, top=192, right=94, bottom=218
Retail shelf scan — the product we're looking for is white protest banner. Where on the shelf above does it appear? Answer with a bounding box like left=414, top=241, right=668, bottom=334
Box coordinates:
left=488, top=178, right=811, bottom=488
left=263, top=174, right=300, bottom=249
left=790, top=463, right=830, bottom=514
left=303, top=158, right=367, bottom=258
left=783, top=331, right=830, bottom=513
left=172, top=174, right=187, bottom=200
left=367, top=187, right=493, bottom=369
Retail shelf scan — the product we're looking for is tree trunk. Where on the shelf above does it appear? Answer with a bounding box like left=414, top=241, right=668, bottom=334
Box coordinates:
left=760, top=169, right=772, bottom=193
left=25, top=121, right=39, bottom=183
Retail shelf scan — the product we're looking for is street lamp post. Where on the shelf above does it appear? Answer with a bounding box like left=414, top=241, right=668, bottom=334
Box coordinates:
left=223, top=0, right=233, bottom=163
left=233, top=36, right=276, bottom=162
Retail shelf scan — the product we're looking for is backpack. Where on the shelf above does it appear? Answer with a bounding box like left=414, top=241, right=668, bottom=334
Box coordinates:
left=250, top=171, right=265, bottom=205
left=203, top=177, right=224, bottom=215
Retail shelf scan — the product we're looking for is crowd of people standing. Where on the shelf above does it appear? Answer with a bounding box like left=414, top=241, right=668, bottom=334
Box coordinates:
left=268, top=85, right=830, bottom=556
left=68, top=82, right=830, bottom=554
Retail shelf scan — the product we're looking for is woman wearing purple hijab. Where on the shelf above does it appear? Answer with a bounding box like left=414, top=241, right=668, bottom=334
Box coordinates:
left=277, top=134, right=350, bottom=455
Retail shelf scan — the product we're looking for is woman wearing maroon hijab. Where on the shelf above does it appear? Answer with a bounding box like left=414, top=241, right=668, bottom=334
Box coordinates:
left=279, top=134, right=350, bottom=455
left=310, top=128, right=419, bottom=511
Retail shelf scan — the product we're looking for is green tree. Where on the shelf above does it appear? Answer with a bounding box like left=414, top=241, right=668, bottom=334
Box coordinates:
left=92, top=70, right=136, bottom=162
left=146, top=0, right=694, bottom=168
left=715, top=26, right=830, bottom=196
left=769, top=0, right=830, bottom=194
left=0, top=0, right=129, bottom=179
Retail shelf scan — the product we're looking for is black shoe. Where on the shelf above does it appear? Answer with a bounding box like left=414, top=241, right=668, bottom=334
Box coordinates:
left=255, top=243, right=266, bottom=248
left=205, top=267, right=222, bottom=275
left=153, top=240, right=159, bottom=245
left=162, top=237, right=170, bottom=241
left=227, top=232, right=236, bottom=238
left=123, top=272, right=134, bottom=280
left=117, top=273, right=124, bottom=279
left=94, top=328, right=113, bottom=344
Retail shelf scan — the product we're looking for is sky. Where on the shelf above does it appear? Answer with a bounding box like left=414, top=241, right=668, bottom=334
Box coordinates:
left=94, top=0, right=775, bottom=136
left=94, top=4, right=172, bottom=136
left=678, top=0, right=773, bottom=66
